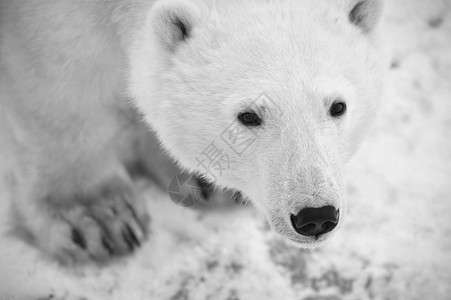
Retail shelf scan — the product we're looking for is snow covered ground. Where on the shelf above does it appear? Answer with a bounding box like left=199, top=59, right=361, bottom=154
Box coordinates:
left=1, top=0, right=450, bottom=299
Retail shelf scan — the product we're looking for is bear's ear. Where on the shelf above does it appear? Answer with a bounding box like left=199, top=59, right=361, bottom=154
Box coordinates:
left=348, top=0, right=384, bottom=33
left=150, top=0, right=203, bottom=51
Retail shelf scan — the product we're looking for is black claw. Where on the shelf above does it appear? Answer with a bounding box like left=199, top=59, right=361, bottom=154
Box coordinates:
left=71, top=228, right=87, bottom=250
left=125, top=202, right=148, bottom=236
left=121, top=225, right=136, bottom=251
left=127, top=224, right=141, bottom=247
left=102, top=236, right=115, bottom=255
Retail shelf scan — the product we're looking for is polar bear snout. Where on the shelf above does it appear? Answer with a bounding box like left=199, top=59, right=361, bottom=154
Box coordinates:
left=290, top=206, right=339, bottom=237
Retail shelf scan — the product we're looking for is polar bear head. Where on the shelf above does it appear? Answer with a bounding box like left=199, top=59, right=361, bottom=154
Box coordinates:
left=129, top=0, right=385, bottom=246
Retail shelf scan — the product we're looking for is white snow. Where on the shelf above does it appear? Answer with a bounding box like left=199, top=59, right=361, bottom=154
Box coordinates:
left=1, top=0, right=450, bottom=299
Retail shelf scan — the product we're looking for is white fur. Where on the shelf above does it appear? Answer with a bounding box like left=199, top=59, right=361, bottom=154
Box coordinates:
left=0, top=0, right=386, bottom=260
left=130, top=0, right=387, bottom=245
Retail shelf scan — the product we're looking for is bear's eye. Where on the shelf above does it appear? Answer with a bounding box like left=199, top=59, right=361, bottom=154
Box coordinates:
left=238, top=111, right=262, bottom=127
left=329, top=101, right=347, bottom=118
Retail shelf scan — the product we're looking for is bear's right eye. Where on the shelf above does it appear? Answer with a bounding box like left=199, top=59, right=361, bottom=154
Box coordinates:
left=329, top=101, right=347, bottom=118
left=238, top=111, right=262, bottom=127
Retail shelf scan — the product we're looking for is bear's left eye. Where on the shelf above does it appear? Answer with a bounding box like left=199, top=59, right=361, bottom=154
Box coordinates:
left=329, top=101, right=347, bottom=118
left=238, top=111, right=262, bottom=127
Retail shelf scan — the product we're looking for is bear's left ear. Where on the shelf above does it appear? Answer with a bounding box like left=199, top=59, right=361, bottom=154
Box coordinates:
left=348, top=0, right=384, bottom=33
left=150, top=0, right=204, bottom=51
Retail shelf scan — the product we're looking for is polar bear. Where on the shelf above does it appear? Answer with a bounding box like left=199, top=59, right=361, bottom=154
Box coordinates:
left=0, top=0, right=385, bottom=263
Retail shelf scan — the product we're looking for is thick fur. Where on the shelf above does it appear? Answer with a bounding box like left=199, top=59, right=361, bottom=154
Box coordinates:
left=0, top=0, right=386, bottom=262
left=131, top=0, right=386, bottom=246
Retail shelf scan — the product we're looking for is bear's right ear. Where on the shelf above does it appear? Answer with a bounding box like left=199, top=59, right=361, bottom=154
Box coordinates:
left=348, top=0, right=384, bottom=33
left=150, top=0, right=203, bottom=52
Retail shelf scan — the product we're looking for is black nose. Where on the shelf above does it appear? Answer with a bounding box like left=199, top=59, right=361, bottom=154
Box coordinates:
left=291, top=206, right=339, bottom=237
